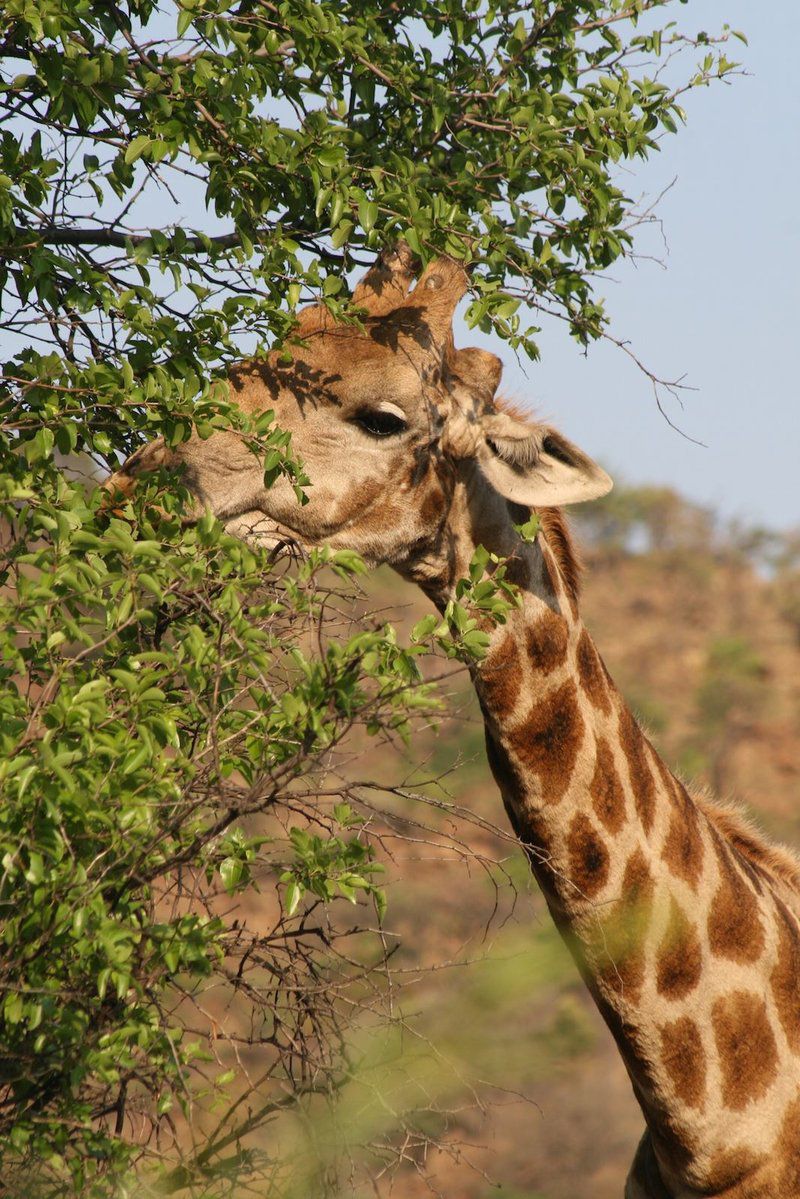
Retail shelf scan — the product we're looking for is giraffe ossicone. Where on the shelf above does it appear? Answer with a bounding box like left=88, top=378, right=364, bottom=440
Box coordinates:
left=108, top=244, right=800, bottom=1199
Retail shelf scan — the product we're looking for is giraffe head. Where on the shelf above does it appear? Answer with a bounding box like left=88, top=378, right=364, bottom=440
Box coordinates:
left=107, top=243, right=612, bottom=576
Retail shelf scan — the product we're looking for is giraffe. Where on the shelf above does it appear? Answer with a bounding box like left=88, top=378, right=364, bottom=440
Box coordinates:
left=107, top=244, right=800, bottom=1198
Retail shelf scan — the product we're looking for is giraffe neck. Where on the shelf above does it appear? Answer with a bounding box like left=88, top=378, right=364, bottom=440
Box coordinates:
left=403, top=487, right=800, bottom=1198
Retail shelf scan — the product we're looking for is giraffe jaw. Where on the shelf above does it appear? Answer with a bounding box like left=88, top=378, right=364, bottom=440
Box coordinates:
left=223, top=510, right=309, bottom=561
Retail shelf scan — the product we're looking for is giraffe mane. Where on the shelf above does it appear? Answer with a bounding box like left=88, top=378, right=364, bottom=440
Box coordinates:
left=536, top=507, right=582, bottom=605
left=696, top=792, right=800, bottom=896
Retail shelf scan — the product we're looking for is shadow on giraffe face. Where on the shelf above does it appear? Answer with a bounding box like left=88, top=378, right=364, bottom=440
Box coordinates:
left=105, top=243, right=612, bottom=570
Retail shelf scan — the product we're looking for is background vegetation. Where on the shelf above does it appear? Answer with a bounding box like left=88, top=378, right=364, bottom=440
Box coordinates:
left=0, top=1, right=755, bottom=1195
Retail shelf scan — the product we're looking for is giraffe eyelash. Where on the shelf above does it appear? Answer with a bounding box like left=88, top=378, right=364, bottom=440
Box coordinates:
left=351, top=405, right=408, bottom=438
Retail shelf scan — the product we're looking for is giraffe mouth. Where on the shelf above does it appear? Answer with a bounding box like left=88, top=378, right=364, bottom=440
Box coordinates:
left=223, top=510, right=310, bottom=562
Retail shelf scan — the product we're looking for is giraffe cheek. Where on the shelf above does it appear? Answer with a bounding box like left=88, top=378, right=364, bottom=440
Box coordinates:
left=418, top=481, right=446, bottom=530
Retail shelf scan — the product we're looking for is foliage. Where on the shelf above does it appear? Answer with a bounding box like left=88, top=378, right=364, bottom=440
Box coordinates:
left=411, top=544, right=524, bottom=662
left=695, top=636, right=764, bottom=735
left=0, top=0, right=741, bottom=1194
left=1, top=0, right=742, bottom=383
left=575, top=482, right=716, bottom=555
left=767, top=531, right=800, bottom=646
left=678, top=634, right=766, bottom=789
left=0, top=488, right=440, bottom=1193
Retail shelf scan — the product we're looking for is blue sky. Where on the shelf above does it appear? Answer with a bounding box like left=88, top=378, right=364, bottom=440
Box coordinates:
left=465, top=0, right=799, bottom=531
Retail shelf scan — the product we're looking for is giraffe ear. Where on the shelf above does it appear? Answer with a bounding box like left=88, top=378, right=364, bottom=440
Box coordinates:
left=478, top=415, right=613, bottom=506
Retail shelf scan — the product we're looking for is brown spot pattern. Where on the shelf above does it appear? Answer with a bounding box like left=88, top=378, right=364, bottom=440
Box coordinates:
left=483, top=729, right=558, bottom=891
left=589, top=738, right=627, bottom=835
left=524, top=609, right=569, bottom=675
left=771, top=902, right=800, bottom=1054
left=518, top=810, right=560, bottom=891
left=706, top=1147, right=766, bottom=1192
left=739, top=855, right=766, bottom=895
left=596, top=848, right=654, bottom=999
left=656, top=898, right=702, bottom=1000
left=661, top=784, right=704, bottom=891
left=660, top=1016, right=706, bottom=1110
left=618, top=707, right=658, bottom=834
left=566, top=813, right=610, bottom=899
left=513, top=678, right=585, bottom=806
left=712, top=990, right=778, bottom=1111
left=481, top=632, right=522, bottom=720
left=707, top=838, right=765, bottom=964
left=576, top=629, right=611, bottom=714
left=775, top=1093, right=800, bottom=1196
left=652, top=750, right=689, bottom=810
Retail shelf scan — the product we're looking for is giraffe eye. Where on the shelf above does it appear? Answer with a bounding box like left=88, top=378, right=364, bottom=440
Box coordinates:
left=351, top=406, right=408, bottom=438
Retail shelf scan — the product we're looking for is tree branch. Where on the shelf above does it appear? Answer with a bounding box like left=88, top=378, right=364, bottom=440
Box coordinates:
left=21, top=223, right=346, bottom=264
left=34, top=227, right=242, bottom=252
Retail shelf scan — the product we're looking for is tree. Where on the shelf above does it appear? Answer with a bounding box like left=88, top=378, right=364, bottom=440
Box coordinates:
left=0, top=1, right=740, bottom=1194
left=683, top=635, right=766, bottom=795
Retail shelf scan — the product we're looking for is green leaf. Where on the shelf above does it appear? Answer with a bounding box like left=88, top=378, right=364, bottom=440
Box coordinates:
left=358, top=199, right=378, bottom=233
left=514, top=514, right=541, bottom=543
left=219, top=857, right=245, bottom=896
left=24, top=853, right=44, bottom=885
left=412, top=614, right=438, bottom=642
left=22, top=427, right=54, bottom=464
left=124, top=135, right=153, bottom=165
left=176, top=7, right=194, bottom=36
left=284, top=879, right=302, bottom=916
left=330, top=219, right=354, bottom=249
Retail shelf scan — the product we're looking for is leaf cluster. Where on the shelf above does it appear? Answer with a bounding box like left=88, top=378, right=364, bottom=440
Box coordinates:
left=0, top=466, right=437, bottom=1192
